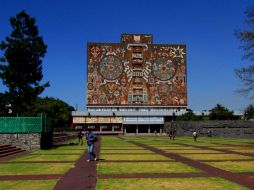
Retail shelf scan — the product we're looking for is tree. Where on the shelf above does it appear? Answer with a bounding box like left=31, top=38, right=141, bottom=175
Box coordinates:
left=244, top=104, right=254, bottom=120
left=176, top=110, right=199, bottom=121
left=0, top=93, right=8, bottom=116
left=209, top=104, right=234, bottom=120
left=0, top=11, right=49, bottom=115
left=26, top=97, right=75, bottom=130
left=235, top=6, right=254, bottom=97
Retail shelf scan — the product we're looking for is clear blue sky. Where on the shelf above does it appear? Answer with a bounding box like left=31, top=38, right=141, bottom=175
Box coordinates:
left=0, top=0, right=253, bottom=111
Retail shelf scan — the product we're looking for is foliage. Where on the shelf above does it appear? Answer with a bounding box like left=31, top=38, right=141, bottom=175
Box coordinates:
left=176, top=110, right=199, bottom=121
left=26, top=97, right=74, bottom=129
left=209, top=104, right=235, bottom=120
left=0, top=11, right=49, bottom=115
left=235, top=6, right=254, bottom=97
left=0, top=93, right=8, bottom=115
left=244, top=104, right=254, bottom=120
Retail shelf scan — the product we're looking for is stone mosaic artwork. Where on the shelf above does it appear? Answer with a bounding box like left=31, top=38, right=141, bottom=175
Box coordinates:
left=87, top=34, right=187, bottom=106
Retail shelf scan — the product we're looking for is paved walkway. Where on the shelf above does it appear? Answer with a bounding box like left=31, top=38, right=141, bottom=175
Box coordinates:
left=54, top=138, right=100, bottom=190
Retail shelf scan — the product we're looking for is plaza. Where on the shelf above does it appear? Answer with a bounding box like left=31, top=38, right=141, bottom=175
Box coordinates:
left=1, top=136, right=254, bottom=189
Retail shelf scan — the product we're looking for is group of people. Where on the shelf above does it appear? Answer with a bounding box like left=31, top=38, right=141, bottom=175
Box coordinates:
left=168, top=128, right=199, bottom=141
left=78, top=128, right=97, bottom=162
left=168, top=129, right=177, bottom=140
left=78, top=127, right=211, bottom=162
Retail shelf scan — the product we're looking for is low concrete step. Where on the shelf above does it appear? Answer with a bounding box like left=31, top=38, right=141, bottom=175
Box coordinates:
left=0, top=144, right=11, bottom=149
left=0, top=147, right=20, bottom=154
left=0, top=149, right=25, bottom=157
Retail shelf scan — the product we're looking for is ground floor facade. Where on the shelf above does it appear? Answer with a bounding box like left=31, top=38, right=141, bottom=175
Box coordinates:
left=72, top=107, right=187, bottom=134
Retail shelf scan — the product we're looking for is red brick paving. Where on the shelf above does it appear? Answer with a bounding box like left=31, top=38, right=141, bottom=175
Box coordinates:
left=54, top=137, right=100, bottom=190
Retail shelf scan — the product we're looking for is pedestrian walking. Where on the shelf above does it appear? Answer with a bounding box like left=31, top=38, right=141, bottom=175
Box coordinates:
left=193, top=130, right=198, bottom=142
left=208, top=130, right=212, bottom=137
left=169, top=130, right=173, bottom=140
left=78, top=130, right=83, bottom=145
left=85, top=128, right=97, bottom=162
left=172, top=128, right=176, bottom=140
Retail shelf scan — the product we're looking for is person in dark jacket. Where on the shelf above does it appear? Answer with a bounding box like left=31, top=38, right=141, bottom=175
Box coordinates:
left=85, top=128, right=97, bottom=162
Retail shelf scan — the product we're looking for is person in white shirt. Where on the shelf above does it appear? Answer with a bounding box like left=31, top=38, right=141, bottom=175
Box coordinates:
left=193, top=131, right=198, bottom=141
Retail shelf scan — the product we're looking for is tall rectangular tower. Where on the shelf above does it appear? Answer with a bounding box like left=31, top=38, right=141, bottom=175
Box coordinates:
left=87, top=34, right=187, bottom=107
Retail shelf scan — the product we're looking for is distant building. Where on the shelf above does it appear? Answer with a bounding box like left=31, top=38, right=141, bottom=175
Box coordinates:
left=72, top=34, right=187, bottom=134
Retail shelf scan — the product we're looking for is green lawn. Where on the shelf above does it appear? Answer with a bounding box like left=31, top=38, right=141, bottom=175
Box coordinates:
left=9, top=154, right=82, bottom=162
left=204, top=161, right=254, bottom=173
left=0, top=180, right=57, bottom=190
left=98, top=162, right=200, bottom=174
left=100, top=149, right=153, bottom=153
left=31, top=149, right=85, bottom=154
left=99, top=154, right=170, bottom=161
left=0, top=163, right=74, bottom=175
left=96, top=136, right=254, bottom=189
left=164, top=149, right=223, bottom=154
left=179, top=153, right=253, bottom=161
left=1, top=136, right=254, bottom=190
left=96, top=177, right=248, bottom=190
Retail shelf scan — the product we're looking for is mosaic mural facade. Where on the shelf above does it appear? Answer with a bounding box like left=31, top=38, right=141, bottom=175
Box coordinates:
left=87, top=34, right=187, bottom=106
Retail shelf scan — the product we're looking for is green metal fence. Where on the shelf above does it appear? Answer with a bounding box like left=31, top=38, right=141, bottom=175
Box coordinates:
left=0, top=116, right=52, bottom=133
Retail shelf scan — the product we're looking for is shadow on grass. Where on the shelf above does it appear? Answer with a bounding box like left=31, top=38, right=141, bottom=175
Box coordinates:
left=49, top=142, right=79, bottom=149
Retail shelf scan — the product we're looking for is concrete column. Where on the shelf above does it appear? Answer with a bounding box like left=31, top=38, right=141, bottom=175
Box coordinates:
left=112, top=125, right=114, bottom=132
left=148, top=125, right=150, bottom=133
left=160, top=126, right=162, bottom=134
left=124, top=127, right=127, bottom=133
left=100, top=126, right=102, bottom=132
left=136, top=125, right=139, bottom=134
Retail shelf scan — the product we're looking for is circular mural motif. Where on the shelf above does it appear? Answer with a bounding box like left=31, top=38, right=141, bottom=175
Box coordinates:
left=99, top=55, right=124, bottom=80
left=152, top=58, right=177, bottom=81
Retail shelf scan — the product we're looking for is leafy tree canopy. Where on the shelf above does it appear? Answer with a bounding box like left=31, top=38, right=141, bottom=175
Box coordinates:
left=26, top=97, right=75, bottom=130
left=0, top=10, right=49, bottom=115
left=209, top=104, right=234, bottom=120
left=176, top=109, right=199, bottom=121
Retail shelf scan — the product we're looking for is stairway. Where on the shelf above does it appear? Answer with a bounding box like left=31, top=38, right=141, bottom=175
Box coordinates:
left=0, top=144, right=26, bottom=157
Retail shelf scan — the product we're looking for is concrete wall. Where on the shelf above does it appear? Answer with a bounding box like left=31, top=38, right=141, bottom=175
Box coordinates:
left=164, top=120, right=254, bottom=138
left=0, top=133, right=53, bottom=150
